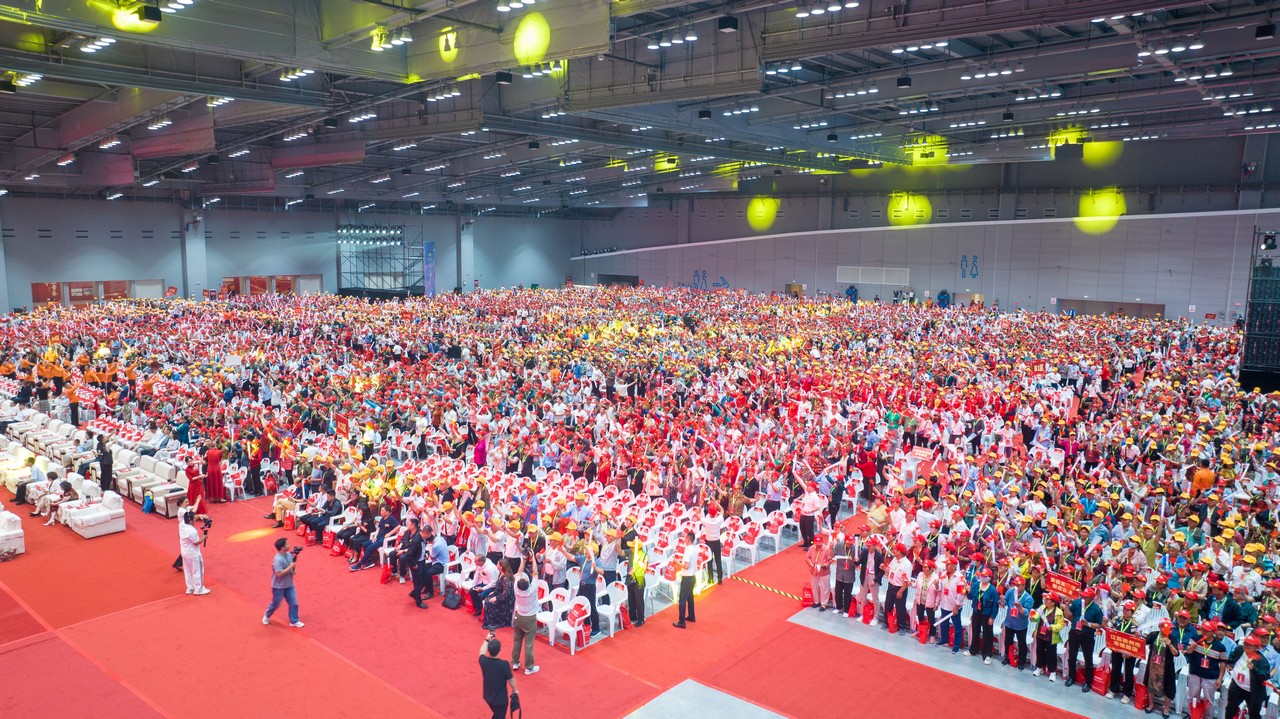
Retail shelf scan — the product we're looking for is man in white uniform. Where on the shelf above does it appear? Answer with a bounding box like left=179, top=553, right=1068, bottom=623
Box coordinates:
left=179, top=509, right=211, bottom=595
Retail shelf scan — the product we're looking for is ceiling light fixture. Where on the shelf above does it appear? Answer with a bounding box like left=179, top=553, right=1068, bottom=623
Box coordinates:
left=284, top=170, right=304, bottom=178
left=80, top=36, right=116, bottom=53
left=99, top=136, right=121, bottom=149
left=147, top=115, right=172, bottom=130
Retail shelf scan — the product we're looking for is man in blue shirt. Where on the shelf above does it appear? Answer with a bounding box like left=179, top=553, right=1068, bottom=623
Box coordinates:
left=263, top=537, right=303, bottom=627
left=967, top=569, right=1000, bottom=663
left=413, top=526, right=449, bottom=603
left=1001, top=576, right=1034, bottom=669
left=351, top=504, right=399, bottom=571
left=1065, top=586, right=1105, bottom=690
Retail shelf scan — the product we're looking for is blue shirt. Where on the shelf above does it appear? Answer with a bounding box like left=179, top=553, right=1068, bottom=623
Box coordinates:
left=429, top=536, right=448, bottom=565
left=1003, top=588, right=1034, bottom=630
left=271, top=551, right=294, bottom=589
left=374, top=515, right=400, bottom=542
left=970, top=583, right=1000, bottom=618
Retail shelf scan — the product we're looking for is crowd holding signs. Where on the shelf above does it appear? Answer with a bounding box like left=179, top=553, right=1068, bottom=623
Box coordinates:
left=3, top=288, right=1280, bottom=717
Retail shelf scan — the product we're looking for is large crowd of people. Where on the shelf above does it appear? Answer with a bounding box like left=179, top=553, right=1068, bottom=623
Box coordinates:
left=2, top=287, right=1279, bottom=717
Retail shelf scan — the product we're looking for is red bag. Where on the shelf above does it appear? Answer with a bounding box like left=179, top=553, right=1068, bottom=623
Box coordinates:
left=917, top=619, right=931, bottom=644
left=330, top=541, right=346, bottom=557
left=283, top=514, right=295, bottom=530
left=566, top=603, right=589, bottom=647
left=1188, top=699, right=1208, bottom=719
left=801, top=585, right=814, bottom=608
left=619, top=606, right=632, bottom=630
left=295, top=522, right=307, bottom=537
left=1133, top=683, right=1149, bottom=711
left=861, top=602, right=876, bottom=624
left=886, top=608, right=899, bottom=634
left=1006, top=643, right=1018, bottom=667
left=322, top=530, right=335, bottom=548
left=263, top=473, right=278, bottom=495
left=379, top=564, right=393, bottom=584
left=1092, top=667, right=1109, bottom=695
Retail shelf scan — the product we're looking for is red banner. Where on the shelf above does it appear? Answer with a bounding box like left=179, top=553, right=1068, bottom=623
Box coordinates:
left=31, top=282, right=61, bottom=305
left=1028, top=360, right=1048, bottom=376
left=248, top=276, right=269, bottom=295
left=1204, top=313, right=1218, bottom=320
left=1045, top=571, right=1081, bottom=600
left=1105, top=629, right=1146, bottom=658
left=164, top=286, right=178, bottom=297
left=334, top=413, right=351, bottom=439
left=275, top=276, right=294, bottom=294
left=101, top=280, right=130, bottom=300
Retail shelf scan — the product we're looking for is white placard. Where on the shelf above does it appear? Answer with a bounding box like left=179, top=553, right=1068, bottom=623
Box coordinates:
left=1049, top=297, right=1057, bottom=305
left=1188, top=304, right=1196, bottom=313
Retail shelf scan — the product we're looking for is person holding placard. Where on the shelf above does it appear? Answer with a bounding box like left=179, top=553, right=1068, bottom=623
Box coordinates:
left=1106, top=601, right=1141, bottom=703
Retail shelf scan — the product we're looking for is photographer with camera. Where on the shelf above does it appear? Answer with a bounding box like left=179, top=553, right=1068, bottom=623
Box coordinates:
left=262, top=537, right=304, bottom=628
left=179, top=508, right=212, bottom=596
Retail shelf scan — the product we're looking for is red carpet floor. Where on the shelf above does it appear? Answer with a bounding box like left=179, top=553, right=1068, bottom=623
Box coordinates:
left=1, top=488, right=1086, bottom=718
left=697, top=622, right=1079, bottom=719
left=0, top=633, right=165, bottom=719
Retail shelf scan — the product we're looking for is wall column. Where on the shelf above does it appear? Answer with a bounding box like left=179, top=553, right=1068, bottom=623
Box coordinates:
left=459, top=217, right=476, bottom=290
left=818, top=195, right=834, bottom=230
left=180, top=210, right=207, bottom=299
left=1239, top=135, right=1269, bottom=210
left=0, top=201, right=10, bottom=310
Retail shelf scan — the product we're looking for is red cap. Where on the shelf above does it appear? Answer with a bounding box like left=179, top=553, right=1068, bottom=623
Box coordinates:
left=1246, top=635, right=1264, bottom=647
left=1081, top=587, right=1097, bottom=598
left=1176, top=610, right=1190, bottom=619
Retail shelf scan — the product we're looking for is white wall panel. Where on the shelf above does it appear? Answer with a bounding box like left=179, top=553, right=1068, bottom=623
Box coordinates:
left=574, top=209, right=1280, bottom=322
left=0, top=197, right=184, bottom=310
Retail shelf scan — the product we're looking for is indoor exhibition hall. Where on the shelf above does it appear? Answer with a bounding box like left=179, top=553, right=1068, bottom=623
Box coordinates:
left=2, top=2, right=1280, bottom=719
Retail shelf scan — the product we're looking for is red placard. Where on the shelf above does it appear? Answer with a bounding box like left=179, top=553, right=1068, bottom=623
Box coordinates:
left=31, top=282, right=61, bottom=306
left=1204, top=313, right=1218, bottom=320
left=220, top=277, right=239, bottom=296
left=275, top=276, right=294, bottom=294
left=909, top=446, right=933, bottom=462
left=164, top=286, right=178, bottom=297
left=1105, top=629, right=1146, bottom=658
left=1028, top=360, right=1048, bottom=376
left=334, top=413, right=351, bottom=439
left=101, top=281, right=129, bottom=300
left=1045, top=571, right=1081, bottom=600
left=248, top=276, right=269, bottom=295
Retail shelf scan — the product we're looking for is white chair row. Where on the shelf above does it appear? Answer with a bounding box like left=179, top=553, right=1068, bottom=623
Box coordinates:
left=111, top=450, right=180, bottom=506
left=0, top=501, right=24, bottom=554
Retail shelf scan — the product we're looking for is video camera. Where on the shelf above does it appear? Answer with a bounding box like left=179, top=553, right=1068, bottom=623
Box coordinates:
left=291, top=545, right=303, bottom=558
